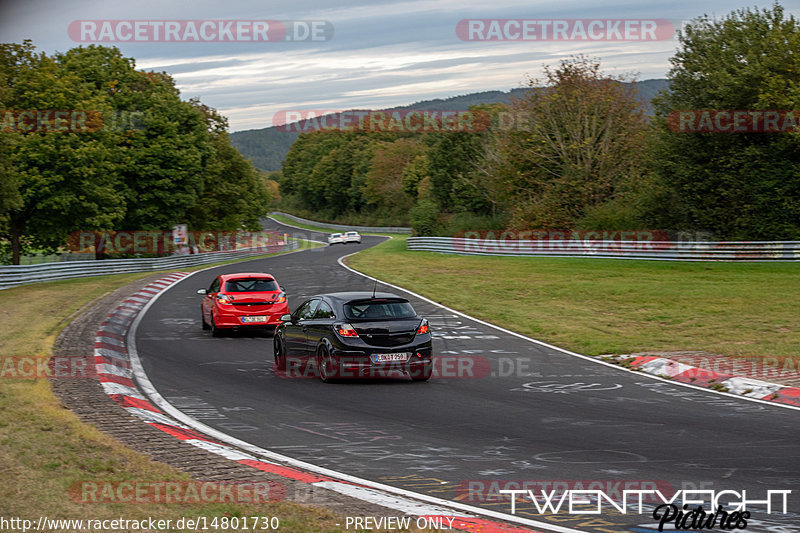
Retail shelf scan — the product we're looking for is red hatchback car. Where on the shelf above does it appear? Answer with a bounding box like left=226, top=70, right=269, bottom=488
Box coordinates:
left=198, top=273, right=289, bottom=336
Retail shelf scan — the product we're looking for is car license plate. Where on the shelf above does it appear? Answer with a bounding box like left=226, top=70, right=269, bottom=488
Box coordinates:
left=241, top=316, right=268, bottom=323
left=372, top=352, right=411, bottom=363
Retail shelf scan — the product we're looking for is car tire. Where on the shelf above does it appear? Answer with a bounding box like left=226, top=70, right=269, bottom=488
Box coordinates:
left=273, top=335, right=286, bottom=370
left=201, top=310, right=211, bottom=330
left=211, top=314, right=223, bottom=337
left=316, top=345, right=336, bottom=383
left=411, top=363, right=432, bottom=382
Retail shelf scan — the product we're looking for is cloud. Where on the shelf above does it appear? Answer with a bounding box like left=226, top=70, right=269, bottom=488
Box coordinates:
left=2, top=0, right=782, bottom=131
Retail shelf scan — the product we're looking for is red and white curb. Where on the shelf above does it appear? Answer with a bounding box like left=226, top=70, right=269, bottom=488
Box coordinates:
left=93, top=273, right=562, bottom=533
left=606, top=354, right=800, bottom=407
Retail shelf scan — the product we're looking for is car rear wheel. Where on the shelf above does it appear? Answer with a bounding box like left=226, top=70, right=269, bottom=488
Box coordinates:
left=411, top=363, right=432, bottom=382
left=211, top=313, right=223, bottom=337
left=273, top=336, right=286, bottom=370
left=316, top=345, right=336, bottom=383
left=201, top=310, right=211, bottom=330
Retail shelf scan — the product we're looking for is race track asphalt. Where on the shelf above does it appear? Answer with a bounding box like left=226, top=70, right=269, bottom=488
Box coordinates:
left=134, top=219, right=800, bottom=533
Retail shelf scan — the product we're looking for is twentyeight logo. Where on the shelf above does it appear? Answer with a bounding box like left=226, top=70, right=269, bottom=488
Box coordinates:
left=68, top=20, right=333, bottom=42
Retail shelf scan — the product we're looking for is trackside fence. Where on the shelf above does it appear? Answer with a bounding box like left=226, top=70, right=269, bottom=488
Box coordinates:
left=270, top=212, right=412, bottom=234
left=406, top=237, right=800, bottom=261
left=0, top=242, right=299, bottom=290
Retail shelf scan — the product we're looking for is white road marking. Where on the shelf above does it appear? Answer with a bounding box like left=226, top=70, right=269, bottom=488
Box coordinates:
left=336, top=250, right=800, bottom=412
left=125, top=251, right=586, bottom=533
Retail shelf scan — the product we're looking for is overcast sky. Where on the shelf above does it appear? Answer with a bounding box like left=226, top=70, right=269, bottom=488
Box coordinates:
left=1, top=0, right=793, bottom=131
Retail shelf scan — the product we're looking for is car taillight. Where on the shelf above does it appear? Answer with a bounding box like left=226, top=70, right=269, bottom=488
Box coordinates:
left=275, top=292, right=286, bottom=304
left=336, top=323, right=359, bottom=337
left=217, top=294, right=234, bottom=304
left=416, top=321, right=429, bottom=335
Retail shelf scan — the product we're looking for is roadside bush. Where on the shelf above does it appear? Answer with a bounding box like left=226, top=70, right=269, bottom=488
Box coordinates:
left=409, top=199, right=440, bottom=236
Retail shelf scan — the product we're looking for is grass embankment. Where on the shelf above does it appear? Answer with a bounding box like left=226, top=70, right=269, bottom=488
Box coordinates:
left=268, top=205, right=407, bottom=230
left=268, top=213, right=403, bottom=237
left=268, top=213, right=337, bottom=233
left=346, top=237, right=800, bottom=362
left=0, top=243, right=396, bottom=533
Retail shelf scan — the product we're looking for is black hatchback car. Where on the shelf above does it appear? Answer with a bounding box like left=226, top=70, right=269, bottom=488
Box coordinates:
left=273, top=292, right=433, bottom=382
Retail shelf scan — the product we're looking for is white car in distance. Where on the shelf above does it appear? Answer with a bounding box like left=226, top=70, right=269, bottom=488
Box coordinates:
left=343, top=231, right=362, bottom=244
left=328, top=233, right=344, bottom=245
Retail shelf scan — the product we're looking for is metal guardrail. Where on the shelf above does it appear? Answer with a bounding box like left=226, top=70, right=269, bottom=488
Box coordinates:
left=407, top=237, right=800, bottom=261
left=270, top=212, right=412, bottom=234
left=16, top=252, right=96, bottom=265
left=0, top=242, right=299, bottom=290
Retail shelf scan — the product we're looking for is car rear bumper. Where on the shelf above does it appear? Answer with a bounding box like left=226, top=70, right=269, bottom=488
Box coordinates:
left=328, top=344, right=433, bottom=378
left=214, top=308, right=287, bottom=328
left=337, top=357, right=431, bottom=379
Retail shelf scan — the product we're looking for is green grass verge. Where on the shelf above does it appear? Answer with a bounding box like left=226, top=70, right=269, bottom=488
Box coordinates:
left=268, top=214, right=402, bottom=237
left=0, top=241, right=417, bottom=533
left=268, top=213, right=336, bottom=233
left=346, top=237, right=800, bottom=362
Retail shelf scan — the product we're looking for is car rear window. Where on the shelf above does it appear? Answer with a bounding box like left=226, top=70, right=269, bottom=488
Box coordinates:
left=344, top=299, right=417, bottom=320
left=224, top=278, right=278, bottom=292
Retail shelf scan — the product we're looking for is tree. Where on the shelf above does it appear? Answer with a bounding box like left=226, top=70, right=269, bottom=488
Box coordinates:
left=0, top=44, right=22, bottom=225
left=0, top=42, right=268, bottom=263
left=650, top=3, right=800, bottom=239
left=115, top=74, right=209, bottom=230
left=424, top=127, right=490, bottom=214
left=281, top=131, right=349, bottom=210
left=0, top=41, right=125, bottom=263
left=363, top=137, right=425, bottom=218
left=447, top=103, right=512, bottom=219
left=279, top=130, right=403, bottom=220
left=264, top=171, right=281, bottom=206
left=498, top=56, right=649, bottom=229
left=309, top=133, right=372, bottom=217
left=187, top=131, right=270, bottom=231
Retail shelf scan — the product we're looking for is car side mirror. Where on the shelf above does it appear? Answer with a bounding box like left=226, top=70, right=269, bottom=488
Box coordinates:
left=280, top=314, right=293, bottom=322
left=197, top=288, right=207, bottom=295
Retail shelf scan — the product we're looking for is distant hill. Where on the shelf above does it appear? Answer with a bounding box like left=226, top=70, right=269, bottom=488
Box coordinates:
left=231, top=79, right=669, bottom=171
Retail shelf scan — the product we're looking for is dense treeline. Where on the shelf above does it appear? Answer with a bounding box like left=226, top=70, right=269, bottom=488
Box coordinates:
left=279, top=5, right=800, bottom=239
left=229, top=127, right=299, bottom=173
left=0, top=42, right=270, bottom=264
left=230, top=80, right=669, bottom=172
